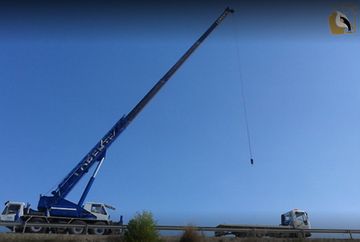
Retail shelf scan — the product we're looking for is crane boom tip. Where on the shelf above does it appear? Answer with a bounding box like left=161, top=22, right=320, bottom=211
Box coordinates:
left=226, top=7, right=235, bottom=13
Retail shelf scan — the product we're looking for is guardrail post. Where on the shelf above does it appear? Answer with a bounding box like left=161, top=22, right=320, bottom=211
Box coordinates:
left=121, top=224, right=125, bottom=235
left=249, top=228, right=255, bottom=237
left=85, top=224, right=89, bottom=235
left=22, top=216, right=32, bottom=233
left=22, top=223, right=27, bottom=233
left=349, top=230, right=353, bottom=239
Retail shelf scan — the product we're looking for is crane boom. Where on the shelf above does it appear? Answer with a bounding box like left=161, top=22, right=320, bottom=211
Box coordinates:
left=38, top=7, right=234, bottom=216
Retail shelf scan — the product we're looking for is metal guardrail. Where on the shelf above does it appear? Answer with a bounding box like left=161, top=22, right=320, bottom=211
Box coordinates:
left=1, top=221, right=360, bottom=239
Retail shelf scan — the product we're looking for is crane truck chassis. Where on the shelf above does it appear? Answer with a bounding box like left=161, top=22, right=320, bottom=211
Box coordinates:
left=1, top=201, right=118, bottom=234
left=0, top=8, right=234, bottom=234
left=215, top=209, right=311, bottom=238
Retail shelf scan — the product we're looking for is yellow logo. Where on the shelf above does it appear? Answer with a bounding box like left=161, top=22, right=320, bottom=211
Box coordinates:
left=329, top=9, right=356, bottom=34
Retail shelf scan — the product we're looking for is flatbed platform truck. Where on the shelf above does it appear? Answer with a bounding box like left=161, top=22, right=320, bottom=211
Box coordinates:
left=215, top=209, right=311, bottom=238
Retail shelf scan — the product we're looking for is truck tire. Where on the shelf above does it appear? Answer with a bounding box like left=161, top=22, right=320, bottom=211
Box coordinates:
left=28, top=218, right=47, bottom=233
left=234, top=232, right=247, bottom=237
left=89, top=221, right=107, bottom=235
left=69, top=220, right=87, bottom=234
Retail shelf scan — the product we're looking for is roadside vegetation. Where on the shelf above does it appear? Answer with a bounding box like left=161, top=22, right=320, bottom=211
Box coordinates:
left=179, top=226, right=204, bottom=242
left=124, top=211, right=162, bottom=242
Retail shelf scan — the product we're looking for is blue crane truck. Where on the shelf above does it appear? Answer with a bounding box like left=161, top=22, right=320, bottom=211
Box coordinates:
left=0, top=8, right=234, bottom=234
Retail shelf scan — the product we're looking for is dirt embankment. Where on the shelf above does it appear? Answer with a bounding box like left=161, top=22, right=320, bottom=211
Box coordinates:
left=0, top=234, right=359, bottom=242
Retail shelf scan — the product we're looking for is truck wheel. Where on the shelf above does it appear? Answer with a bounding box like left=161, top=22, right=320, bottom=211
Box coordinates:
left=28, top=218, right=47, bottom=233
left=90, top=222, right=107, bottom=235
left=69, top=220, right=87, bottom=235
left=235, top=232, right=247, bottom=238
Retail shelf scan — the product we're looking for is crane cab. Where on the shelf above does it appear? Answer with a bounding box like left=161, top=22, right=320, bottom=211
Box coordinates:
left=83, top=202, right=115, bottom=222
left=0, top=201, right=25, bottom=222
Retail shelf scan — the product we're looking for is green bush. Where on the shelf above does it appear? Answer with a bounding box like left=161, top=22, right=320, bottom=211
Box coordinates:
left=124, top=211, right=162, bottom=242
left=179, top=226, right=204, bottom=242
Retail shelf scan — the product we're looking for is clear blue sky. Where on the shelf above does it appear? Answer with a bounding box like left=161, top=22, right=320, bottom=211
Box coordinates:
left=0, top=0, right=359, bottom=229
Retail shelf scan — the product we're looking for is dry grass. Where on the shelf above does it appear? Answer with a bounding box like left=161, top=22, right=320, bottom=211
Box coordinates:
left=179, top=227, right=204, bottom=242
left=0, top=233, right=123, bottom=242
left=0, top=234, right=359, bottom=242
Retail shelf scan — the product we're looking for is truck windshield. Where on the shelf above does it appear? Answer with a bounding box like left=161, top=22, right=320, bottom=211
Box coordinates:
left=295, top=211, right=307, bottom=222
left=91, top=204, right=106, bottom=215
left=2, top=204, right=20, bottom=215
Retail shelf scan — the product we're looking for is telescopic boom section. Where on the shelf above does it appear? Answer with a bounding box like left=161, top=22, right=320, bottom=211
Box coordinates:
left=39, top=7, right=234, bottom=211
left=125, top=7, right=234, bottom=124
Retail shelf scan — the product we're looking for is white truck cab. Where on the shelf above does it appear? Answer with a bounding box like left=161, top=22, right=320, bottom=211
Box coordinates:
left=0, top=201, right=25, bottom=222
left=83, top=202, right=115, bottom=222
left=281, top=209, right=310, bottom=229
